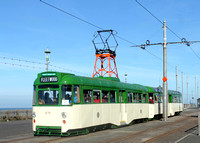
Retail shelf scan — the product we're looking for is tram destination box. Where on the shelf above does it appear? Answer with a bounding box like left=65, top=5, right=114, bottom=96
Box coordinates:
left=40, top=77, right=58, bottom=83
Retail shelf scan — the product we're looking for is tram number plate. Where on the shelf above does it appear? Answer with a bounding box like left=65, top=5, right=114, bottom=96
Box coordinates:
left=40, top=77, right=58, bottom=83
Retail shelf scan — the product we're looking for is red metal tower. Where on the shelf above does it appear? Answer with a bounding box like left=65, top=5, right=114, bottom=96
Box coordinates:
left=92, top=30, right=119, bottom=78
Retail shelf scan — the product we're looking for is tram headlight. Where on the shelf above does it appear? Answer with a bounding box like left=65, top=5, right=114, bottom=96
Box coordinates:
left=32, top=112, right=36, bottom=118
left=61, top=112, right=67, bottom=118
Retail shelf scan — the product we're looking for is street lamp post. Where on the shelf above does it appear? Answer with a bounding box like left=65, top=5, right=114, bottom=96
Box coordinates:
left=125, top=72, right=127, bottom=83
left=45, top=48, right=51, bottom=71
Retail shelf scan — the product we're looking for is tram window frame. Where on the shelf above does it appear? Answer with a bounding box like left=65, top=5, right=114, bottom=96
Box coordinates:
left=143, top=94, right=146, bottom=103
left=33, top=85, right=36, bottom=105
left=119, top=91, right=124, bottom=103
left=93, top=90, right=101, bottom=103
left=73, top=85, right=80, bottom=104
left=38, top=85, right=59, bottom=89
left=179, top=96, right=182, bottom=103
left=61, top=85, right=72, bottom=105
left=138, top=93, right=142, bottom=103
left=38, top=90, right=59, bottom=105
left=133, top=93, right=137, bottom=103
left=154, top=95, right=158, bottom=103
left=110, top=90, right=116, bottom=103
left=173, top=96, right=178, bottom=103
left=102, top=91, right=109, bottom=103
left=83, top=90, right=92, bottom=103
left=158, top=95, right=163, bottom=103
left=148, top=93, right=154, bottom=104
left=128, top=92, right=133, bottom=103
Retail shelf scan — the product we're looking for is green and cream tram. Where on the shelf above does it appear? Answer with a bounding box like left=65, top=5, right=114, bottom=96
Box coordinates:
left=32, top=71, right=183, bottom=136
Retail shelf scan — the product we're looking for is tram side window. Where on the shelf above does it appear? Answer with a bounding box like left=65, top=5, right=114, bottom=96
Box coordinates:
left=83, top=90, right=92, bottom=103
left=128, top=92, right=133, bottom=103
left=138, top=93, right=142, bottom=103
left=38, top=90, right=59, bottom=105
left=179, top=96, right=182, bottom=103
left=102, top=91, right=109, bottom=103
left=110, top=91, right=116, bottom=103
left=149, top=93, right=154, bottom=104
left=133, top=93, right=137, bottom=103
left=173, top=96, right=178, bottom=103
left=74, top=85, right=80, bottom=103
left=93, top=90, right=101, bottom=103
left=158, top=96, right=163, bottom=103
left=62, top=85, right=72, bottom=105
left=154, top=95, right=158, bottom=103
left=143, top=94, right=146, bottom=103
left=33, top=85, right=36, bottom=105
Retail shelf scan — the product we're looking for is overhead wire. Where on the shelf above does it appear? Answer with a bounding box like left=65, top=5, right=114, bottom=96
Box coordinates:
left=40, top=0, right=199, bottom=79
left=135, top=0, right=200, bottom=80
left=0, top=55, right=92, bottom=76
left=49, top=64, right=91, bottom=76
left=0, top=62, right=44, bottom=70
left=40, top=0, right=103, bottom=30
left=135, top=0, right=182, bottom=40
left=0, top=56, right=46, bottom=65
left=40, top=0, right=136, bottom=46
left=135, top=0, right=200, bottom=60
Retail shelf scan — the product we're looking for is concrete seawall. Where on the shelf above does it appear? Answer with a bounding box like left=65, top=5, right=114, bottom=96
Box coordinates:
left=0, top=110, right=32, bottom=121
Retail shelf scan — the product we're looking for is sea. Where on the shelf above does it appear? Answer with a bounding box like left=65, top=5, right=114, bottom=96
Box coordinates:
left=0, top=108, right=32, bottom=111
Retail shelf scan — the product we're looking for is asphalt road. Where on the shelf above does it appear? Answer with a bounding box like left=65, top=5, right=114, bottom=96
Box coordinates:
left=0, top=119, right=32, bottom=140
left=0, top=109, right=200, bottom=143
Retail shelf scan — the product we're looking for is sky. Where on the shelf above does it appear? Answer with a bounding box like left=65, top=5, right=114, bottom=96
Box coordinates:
left=0, top=0, right=200, bottom=108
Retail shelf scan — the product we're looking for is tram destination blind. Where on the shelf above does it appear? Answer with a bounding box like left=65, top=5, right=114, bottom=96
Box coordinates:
left=40, top=77, right=58, bottom=83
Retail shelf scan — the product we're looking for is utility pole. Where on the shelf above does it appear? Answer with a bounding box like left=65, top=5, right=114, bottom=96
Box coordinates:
left=163, top=20, right=168, bottom=121
left=131, top=20, right=200, bottom=120
left=182, top=72, right=184, bottom=108
left=176, top=66, right=178, bottom=91
left=192, top=90, right=193, bottom=107
left=197, top=81, right=199, bottom=99
left=195, top=76, right=197, bottom=106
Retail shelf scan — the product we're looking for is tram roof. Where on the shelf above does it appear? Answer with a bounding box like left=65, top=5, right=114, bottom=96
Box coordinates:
left=35, top=71, right=148, bottom=92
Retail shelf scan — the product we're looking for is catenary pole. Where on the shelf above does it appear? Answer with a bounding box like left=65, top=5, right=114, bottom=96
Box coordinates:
left=187, top=77, right=189, bottom=107
left=176, top=66, right=178, bottom=91
left=195, top=76, right=197, bottom=106
left=163, top=20, right=168, bottom=121
left=198, top=81, right=199, bottom=99
left=182, top=72, right=184, bottom=109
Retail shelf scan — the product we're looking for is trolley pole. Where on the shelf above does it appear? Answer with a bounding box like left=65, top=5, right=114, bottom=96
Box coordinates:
left=163, top=20, right=168, bottom=121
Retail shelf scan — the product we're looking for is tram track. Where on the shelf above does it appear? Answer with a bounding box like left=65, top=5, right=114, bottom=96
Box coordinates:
left=40, top=116, right=197, bottom=143
left=143, top=119, right=197, bottom=143
left=3, top=136, right=35, bottom=143
left=2, top=110, right=198, bottom=143
left=102, top=116, right=197, bottom=143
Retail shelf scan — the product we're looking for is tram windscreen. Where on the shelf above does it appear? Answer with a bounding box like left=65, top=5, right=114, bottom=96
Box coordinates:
left=38, top=90, right=59, bottom=105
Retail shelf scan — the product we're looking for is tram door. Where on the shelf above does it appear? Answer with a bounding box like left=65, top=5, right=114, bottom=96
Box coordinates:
left=119, top=90, right=127, bottom=125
